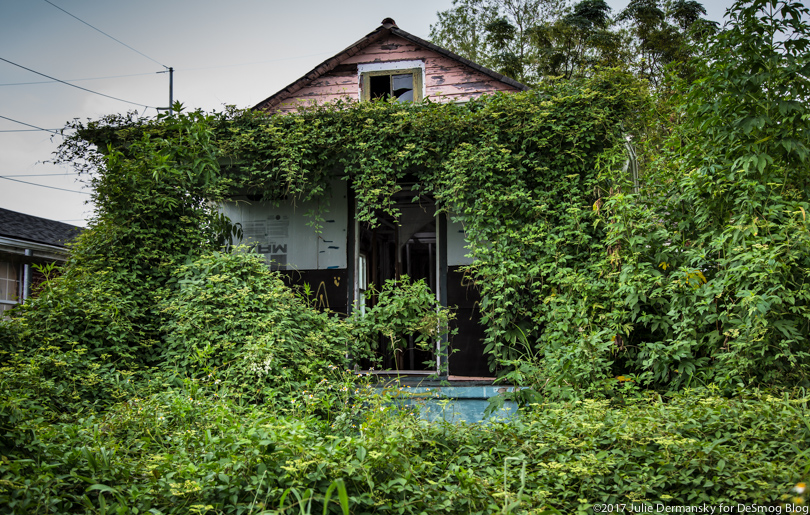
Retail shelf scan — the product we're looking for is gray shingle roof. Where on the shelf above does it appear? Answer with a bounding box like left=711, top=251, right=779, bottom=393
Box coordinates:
left=0, top=207, right=83, bottom=247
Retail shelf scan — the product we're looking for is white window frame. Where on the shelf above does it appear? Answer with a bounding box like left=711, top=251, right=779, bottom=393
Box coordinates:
left=358, top=60, right=425, bottom=102
left=0, top=261, right=21, bottom=318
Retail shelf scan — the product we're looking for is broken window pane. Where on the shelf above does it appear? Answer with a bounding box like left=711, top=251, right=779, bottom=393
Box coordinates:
left=369, top=75, right=390, bottom=100
left=391, top=74, right=414, bottom=102
left=363, top=70, right=419, bottom=102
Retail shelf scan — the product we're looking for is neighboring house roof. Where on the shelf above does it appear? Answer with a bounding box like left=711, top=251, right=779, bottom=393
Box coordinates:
left=254, top=18, right=529, bottom=112
left=0, top=207, right=83, bottom=248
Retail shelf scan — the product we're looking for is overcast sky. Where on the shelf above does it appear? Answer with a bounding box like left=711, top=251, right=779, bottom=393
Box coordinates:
left=0, top=0, right=737, bottom=227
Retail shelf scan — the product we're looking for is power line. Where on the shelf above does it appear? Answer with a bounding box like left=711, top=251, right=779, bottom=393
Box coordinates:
left=0, top=57, right=157, bottom=108
left=0, top=176, right=91, bottom=195
left=0, top=115, right=63, bottom=135
left=0, top=51, right=336, bottom=88
left=1, top=173, right=80, bottom=177
left=0, top=71, right=158, bottom=86
left=0, top=129, right=62, bottom=133
left=42, top=0, right=167, bottom=69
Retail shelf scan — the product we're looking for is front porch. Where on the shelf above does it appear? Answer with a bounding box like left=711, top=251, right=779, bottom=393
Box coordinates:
left=367, top=373, right=519, bottom=423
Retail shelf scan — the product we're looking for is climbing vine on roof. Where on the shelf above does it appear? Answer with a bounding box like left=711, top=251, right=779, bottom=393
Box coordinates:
left=66, top=68, right=648, bottom=390
left=217, top=70, right=651, bottom=384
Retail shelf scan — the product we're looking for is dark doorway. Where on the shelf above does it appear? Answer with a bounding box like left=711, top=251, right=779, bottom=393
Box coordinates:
left=358, top=185, right=437, bottom=372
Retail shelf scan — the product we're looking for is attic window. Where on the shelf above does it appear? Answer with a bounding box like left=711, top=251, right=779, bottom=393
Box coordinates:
left=359, top=61, right=424, bottom=103
left=365, top=71, right=419, bottom=102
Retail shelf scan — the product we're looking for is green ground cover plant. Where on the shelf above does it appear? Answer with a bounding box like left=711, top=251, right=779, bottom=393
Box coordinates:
left=2, top=377, right=809, bottom=513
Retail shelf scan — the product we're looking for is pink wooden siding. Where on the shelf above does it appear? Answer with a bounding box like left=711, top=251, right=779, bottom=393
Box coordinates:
left=273, top=34, right=521, bottom=113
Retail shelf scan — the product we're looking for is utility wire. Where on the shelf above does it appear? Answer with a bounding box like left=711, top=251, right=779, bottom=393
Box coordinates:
left=0, top=176, right=91, bottom=195
left=0, top=115, right=63, bottom=135
left=1, top=173, right=80, bottom=177
left=0, top=129, right=62, bottom=133
left=42, top=0, right=167, bottom=69
left=0, top=71, right=157, bottom=86
left=0, top=52, right=335, bottom=87
left=0, top=57, right=156, bottom=108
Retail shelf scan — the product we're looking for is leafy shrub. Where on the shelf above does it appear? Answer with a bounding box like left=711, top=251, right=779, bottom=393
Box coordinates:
left=157, top=250, right=358, bottom=404
left=600, top=0, right=810, bottom=389
left=0, top=260, right=147, bottom=413
left=352, top=275, right=456, bottom=371
left=1, top=110, right=240, bottom=414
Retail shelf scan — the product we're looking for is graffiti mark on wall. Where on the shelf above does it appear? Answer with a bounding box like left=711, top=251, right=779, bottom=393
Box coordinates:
left=315, top=280, right=330, bottom=310
left=255, top=244, right=288, bottom=254
left=311, top=276, right=342, bottom=310
left=460, top=274, right=477, bottom=288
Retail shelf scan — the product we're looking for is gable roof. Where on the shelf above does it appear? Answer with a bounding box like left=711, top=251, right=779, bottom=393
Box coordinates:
left=0, top=207, right=83, bottom=248
left=254, top=18, right=529, bottom=112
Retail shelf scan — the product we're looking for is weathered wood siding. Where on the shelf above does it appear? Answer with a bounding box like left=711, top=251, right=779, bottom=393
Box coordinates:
left=273, top=35, right=521, bottom=113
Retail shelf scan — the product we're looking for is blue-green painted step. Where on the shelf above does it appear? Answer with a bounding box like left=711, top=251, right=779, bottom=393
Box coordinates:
left=373, top=383, right=520, bottom=423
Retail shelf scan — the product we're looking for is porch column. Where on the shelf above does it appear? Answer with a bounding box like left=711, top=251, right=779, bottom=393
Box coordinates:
left=436, top=212, right=448, bottom=379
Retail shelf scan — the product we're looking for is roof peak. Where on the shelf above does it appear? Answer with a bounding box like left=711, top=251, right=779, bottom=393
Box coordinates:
left=253, top=19, right=529, bottom=112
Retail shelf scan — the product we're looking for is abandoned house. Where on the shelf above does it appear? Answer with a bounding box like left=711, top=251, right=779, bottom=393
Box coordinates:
left=221, top=18, right=529, bottom=378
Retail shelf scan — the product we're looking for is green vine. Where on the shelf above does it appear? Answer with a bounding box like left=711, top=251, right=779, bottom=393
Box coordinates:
left=65, top=69, right=648, bottom=388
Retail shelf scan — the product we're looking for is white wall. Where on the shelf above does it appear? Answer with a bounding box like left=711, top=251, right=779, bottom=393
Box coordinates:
left=220, top=180, right=348, bottom=270
left=447, top=214, right=473, bottom=267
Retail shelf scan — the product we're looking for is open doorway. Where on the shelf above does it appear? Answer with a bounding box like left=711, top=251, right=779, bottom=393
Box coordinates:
left=357, top=184, right=438, bottom=372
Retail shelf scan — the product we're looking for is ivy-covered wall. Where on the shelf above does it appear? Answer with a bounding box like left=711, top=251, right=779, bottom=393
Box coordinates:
left=216, top=68, right=648, bottom=380
left=69, top=10, right=810, bottom=392
left=68, top=69, right=647, bottom=385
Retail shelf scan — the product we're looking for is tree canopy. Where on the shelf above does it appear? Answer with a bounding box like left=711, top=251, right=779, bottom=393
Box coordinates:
left=430, top=0, right=717, bottom=85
